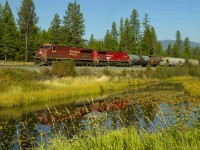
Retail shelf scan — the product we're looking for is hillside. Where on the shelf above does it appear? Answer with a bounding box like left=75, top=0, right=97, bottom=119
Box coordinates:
left=159, top=40, right=200, bottom=50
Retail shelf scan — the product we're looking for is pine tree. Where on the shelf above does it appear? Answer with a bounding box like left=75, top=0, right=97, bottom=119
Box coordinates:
left=166, top=43, right=173, bottom=56
left=0, top=3, right=3, bottom=59
left=124, top=18, right=131, bottom=53
left=119, top=17, right=125, bottom=51
left=48, top=13, right=62, bottom=45
left=151, top=27, right=158, bottom=55
left=182, top=37, right=191, bottom=59
left=156, top=42, right=164, bottom=56
left=173, top=30, right=182, bottom=57
left=191, top=47, right=200, bottom=60
left=104, top=30, right=113, bottom=50
left=0, top=1, right=18, bottom=61
left=140, top=13, right=152, bottom=55
left=130, top=9, right=141, bottom=53
left=143, top=13, right=150, bottom=29
left=17, top=0, right=38, bottom=61
left=37, top=29, right=50, bottom=45
left=110, top=22, right=119, bottom=50
left=88, top=34, right=95, bottom=49
left=141, top=26, right=152, bottom=55
left=63, top=1, right=85, bottom=47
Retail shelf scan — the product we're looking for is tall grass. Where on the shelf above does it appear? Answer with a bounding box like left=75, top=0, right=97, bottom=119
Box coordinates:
left=0, top=74, right=155, bottom=108
left=0, top=61, right=33, bottom=66
left=38, top=127, right=200, bottom=150
left=183, top=80, right=200, bottom=98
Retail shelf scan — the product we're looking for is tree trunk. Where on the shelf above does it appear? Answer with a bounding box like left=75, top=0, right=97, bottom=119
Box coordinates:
left=5, top=45, right=8, bottom=62
left=25, top=32, right=28, bottom=62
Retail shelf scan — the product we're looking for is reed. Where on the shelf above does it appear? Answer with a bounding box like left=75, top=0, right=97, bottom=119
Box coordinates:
left=0, top=61, right=33, bottom=66
left=183, top=80, right=200, bottom=98
left=0, top=76, right=155, bottom=108
left=166, top=76, right=196, bottom=82
left=38, top=127, right=200, bottom=150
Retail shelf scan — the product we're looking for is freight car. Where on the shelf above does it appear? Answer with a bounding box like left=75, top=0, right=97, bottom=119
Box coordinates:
left=33, top=44, right=130, bottom=66
left=160, top=57, right=186, bottom=67
left=188, top=59, right=199, bottom=66
left=128, top=54, right=142, bottom=66
left=149, top=55, right=162, bottom=66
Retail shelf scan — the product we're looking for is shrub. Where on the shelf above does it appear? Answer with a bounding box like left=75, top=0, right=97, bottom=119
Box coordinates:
left=52, top=60, right=76, bottom=77
left=102, top=67, right=112, bottom=76
left=40, top=68, right=53, bottom=78
left=0, top=68, right=44, bottom=93
left=77, top=67, right=93, bottom=76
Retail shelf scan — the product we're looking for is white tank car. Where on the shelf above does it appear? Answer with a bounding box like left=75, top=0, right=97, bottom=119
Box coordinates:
left=160, top=57, right=186, bottom=66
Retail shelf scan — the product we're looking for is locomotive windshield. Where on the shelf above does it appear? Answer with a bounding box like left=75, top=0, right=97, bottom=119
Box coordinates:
left=40, top=45, right=51, bottom=49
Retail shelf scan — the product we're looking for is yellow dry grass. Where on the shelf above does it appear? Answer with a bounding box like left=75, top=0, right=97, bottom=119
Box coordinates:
left=0, top=76, right=156, bottom=108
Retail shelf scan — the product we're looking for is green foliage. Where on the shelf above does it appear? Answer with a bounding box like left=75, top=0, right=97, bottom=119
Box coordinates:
left=0, top=4, right=3, bottom=58
left=102, top=67, right=112, bottom=76
left=87, top=34, right=104, bottom=50
left=187, top=64, right=200, bottom=77
left=38, top=125, right=200, bottom=150
left=40, top=67, right=53, bottom=78
left=104, top=30, right=113, bottom=50
left=182, top=37, right=191, bottom=59
left=104, top=26, right=120, bottom=51
left=0, top=1, right=18, bottom=61
left=110, top=22, right=119, bottom=50
left=124, top=18, right=132, bottom=53
left=17, top=0, right=39, bottom=61
left=156, top=42, right=164, bottom=55
left=52, top=60, right=76, bottom=77
left=173, top=30, right=182, bottom=57
left=166, top=43, right=173, bottom=56
left=130, top=9, right=141, bottom=54
left=151, top=65, right=200, bottom=79
left=0, top=68, right=46, bottom=93
left=48, top=13, right=62, bottom=45
left=141, top=26, right=152, bottom=55
left=37, top=29, right=50, bottom=45
left=191, top=46, right=200, bottom=60
left=121, top=69, right=127, bottom=77
left=119, top=17, right=125, bottom=51
left=77, top=67, right=93, bottom=76
left=62, top=1, right=85, bottom=47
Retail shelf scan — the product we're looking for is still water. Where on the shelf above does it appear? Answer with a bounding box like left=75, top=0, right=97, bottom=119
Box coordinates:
left=0, top=83, right=199, bottom=149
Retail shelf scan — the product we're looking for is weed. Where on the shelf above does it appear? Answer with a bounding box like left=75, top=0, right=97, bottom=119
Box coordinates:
left=52, top=60, right=76, bottom=77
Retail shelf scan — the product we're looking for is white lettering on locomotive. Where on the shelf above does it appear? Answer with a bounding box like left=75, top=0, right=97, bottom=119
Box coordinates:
left=69, top=50, right=80, bottom=56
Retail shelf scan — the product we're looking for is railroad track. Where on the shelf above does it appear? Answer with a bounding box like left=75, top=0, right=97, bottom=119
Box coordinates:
left=0, top=65, right=150, bottom=71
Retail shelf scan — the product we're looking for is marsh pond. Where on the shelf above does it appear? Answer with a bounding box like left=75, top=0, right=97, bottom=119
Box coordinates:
left=0, top=83, right=200, bottom=149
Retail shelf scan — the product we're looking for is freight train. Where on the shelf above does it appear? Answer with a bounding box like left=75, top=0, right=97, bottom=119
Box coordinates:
left=33, top=44, right=199, bottom=67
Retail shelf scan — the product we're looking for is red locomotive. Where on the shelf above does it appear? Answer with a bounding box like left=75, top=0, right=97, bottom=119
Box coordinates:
left=33, top=44, right=130, bottom=66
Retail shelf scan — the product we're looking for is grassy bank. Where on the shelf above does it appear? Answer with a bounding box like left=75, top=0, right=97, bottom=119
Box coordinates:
left=1, top=63, right=200, bottom=108
left=0, top=61, right=33, bottom=66
left=164, top=76, right=200, bottom=98
left=183, top=80, right=200, bottom=98
left=0, top=73, right=156, bottom=108
left=38, top=127, right=200, bottom=150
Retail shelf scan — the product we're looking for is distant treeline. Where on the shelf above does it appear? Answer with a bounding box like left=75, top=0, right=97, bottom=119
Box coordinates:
left=0, top=0, right=200, bottom=62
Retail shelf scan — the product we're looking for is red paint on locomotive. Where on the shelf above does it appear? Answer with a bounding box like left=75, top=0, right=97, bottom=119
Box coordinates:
left=34, top=44, right=130, bottom=66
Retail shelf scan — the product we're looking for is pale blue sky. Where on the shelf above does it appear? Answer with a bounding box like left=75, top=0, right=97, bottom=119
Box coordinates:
left=0, top=0, right=200, bottom=42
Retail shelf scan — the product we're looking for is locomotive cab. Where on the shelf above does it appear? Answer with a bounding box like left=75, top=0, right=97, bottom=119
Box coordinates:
left=34, top=44, right=54, bottom=65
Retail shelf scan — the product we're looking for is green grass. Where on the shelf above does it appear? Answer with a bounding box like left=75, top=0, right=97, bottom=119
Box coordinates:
left=0, top=60, right=33, bottom=66
left=183, top=80, right=200, bottom=98
left=0, top=74, right=156, bottom=108
left=38, top=127, right=200, bottom=150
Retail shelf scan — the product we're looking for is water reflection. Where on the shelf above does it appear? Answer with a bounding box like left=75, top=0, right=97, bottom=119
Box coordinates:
left=0, top=83, right=200, bottom=150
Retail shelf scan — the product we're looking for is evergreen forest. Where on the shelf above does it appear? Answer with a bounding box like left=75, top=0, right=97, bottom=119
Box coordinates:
left=0, top=0, right=200, bottom=62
